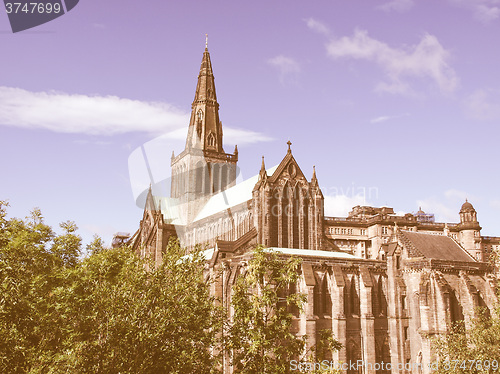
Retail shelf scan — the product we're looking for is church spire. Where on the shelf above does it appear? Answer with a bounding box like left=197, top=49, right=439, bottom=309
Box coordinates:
left=311, top=165, right=318, bottom=187
left=184, top=41, right=224, bottom=153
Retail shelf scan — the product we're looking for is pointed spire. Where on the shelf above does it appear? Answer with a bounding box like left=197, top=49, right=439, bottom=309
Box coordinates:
left=258, top=155, right=267, bottom=183
left=205, top=33, right=208, bottom=50
left=194, top=48, right=215, bottom=102
left=184, top=42, right=223, bottom=152
left=311, top=165, right=318, bottom=187
left=234, top=144, right=238, bottom=155
left=145, top=184, right=156, bottom=211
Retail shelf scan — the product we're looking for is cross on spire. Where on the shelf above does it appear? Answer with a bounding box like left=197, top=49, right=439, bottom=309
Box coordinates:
left=287, top=140, right=292, bottom=153
left=205, top=33, right=208, bottom=49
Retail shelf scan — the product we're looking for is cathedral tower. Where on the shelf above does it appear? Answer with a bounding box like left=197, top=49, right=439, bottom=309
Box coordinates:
left=171, top=41, right=238, bottom=223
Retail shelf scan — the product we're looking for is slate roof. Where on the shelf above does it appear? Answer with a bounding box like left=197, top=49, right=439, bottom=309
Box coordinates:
left=400, top=230, right=475, bottom=262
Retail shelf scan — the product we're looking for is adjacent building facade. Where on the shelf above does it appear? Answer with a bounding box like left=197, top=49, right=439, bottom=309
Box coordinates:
left=131, top=46, right=499, bottom=373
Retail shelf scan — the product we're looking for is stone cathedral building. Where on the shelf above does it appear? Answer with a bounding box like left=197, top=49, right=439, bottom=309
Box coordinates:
left=131, top=45, right=499, bottom=373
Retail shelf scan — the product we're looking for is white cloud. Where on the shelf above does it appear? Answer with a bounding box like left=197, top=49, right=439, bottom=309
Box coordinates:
left=0, top=86, right=189, bottom=136
left=378, top=0, right=414, bottom=12
left=267, top=55, right=301, bottom=85
left=417, top=189, right=471, bottom=223
left=371, top=115, right=392, bottom=124
left=304, top=17, right=330, bottom=35
left=416, top=198, right=458, bottom=222
left=448, top=0, right=500, bottom=23
left=324, top=29, right=459, bottom=95
left=223, top=127, right=273, bottom=145
left=324, top=194, right=367, bottom=217
left=0, top=86, right=271, bottom=144
left=370, top=113, right=410, bottom=123
left=465, top=88, right=500, bottom=120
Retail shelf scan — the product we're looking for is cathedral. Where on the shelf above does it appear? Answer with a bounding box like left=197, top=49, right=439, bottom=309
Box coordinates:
left=131, top=45, right=499, bottom=373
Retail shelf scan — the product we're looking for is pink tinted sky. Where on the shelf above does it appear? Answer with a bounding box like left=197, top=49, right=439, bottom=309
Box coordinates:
left=0, top=0, right=499, bottom=246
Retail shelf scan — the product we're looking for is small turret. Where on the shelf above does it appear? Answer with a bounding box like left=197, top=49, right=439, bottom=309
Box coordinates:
left=311, top=165, right=318, bottom=188
left=459, top=199, right=478, bottom=224
left=458, top=199, right=482, bottom=261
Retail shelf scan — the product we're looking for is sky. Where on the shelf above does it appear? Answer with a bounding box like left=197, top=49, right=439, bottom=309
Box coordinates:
left=1, top=0, right=499, bottom=247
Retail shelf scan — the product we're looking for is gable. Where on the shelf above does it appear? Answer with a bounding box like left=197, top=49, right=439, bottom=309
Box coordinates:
left=268, top=152, right=310, bottom=185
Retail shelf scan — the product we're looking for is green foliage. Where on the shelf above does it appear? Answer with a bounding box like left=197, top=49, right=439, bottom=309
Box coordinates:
left=0, top=203, right=222, bottom=374
left=0, top=201, right=80, bottom=373
left=313, top=329, right=343, bottom=362
left=433, top=307, right=500, bottom=374
left=226, top=245, right=341, bottom=374
left=44, top=240, right=221, bottom=373
left=85, top=235, right=106, bottom=256
left=433, top=255, right=500, bottom=374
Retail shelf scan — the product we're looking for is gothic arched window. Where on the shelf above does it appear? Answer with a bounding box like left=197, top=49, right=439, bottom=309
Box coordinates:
left=281, top=183, right=290, bottom=248
left=303, top=196, right=309, bottom=249
left=195, top=161, right=203, bottom=193
left=207, top=132, right=216, bottom=147
left=213, top=164, right=220, bottom=192
left=269, top=189, right=279, bottom=247
left=221, top=164, right=228, bottom=190
left=292, top=185, right=299, bottom=248
left=449, top=289, right=464, bottom=329
left=377, top=276, right=387, bottom=316
left=322, top=274, right=332, bottom=316
left=350, top=277, right=360, bottom=316
left=204, top=163, right=211, bottom=194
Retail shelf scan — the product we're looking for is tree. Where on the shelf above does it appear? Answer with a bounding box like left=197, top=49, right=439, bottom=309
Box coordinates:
left=432, top=275, right=500, bottom=374
left=0, top=201, right=81, bottom=373
left=226, top=245, right=341, bottom=374
left=432, top=308, right=500, bottom=374
left=45, top=239, right=223, bottom=374
left=0, top=203, right=223, bottom=373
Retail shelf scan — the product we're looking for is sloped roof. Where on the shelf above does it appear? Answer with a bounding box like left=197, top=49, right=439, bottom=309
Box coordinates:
left=384, top=242, right=398, bottom=256
left=194, top=247, right=361, bottom=264
left=400, top=230, right=475, bottom=262
left=267, top=247, right=362, bottom=260
left=194, top=165, right=278, bottom=222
